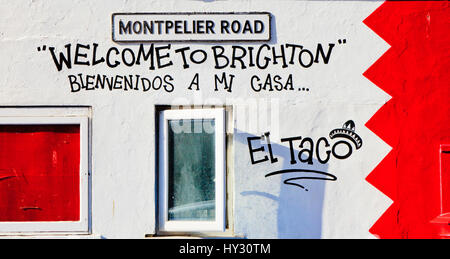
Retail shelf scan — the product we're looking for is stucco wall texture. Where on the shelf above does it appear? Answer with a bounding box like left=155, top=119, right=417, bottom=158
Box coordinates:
left=0, top=0, right=447, bottom=239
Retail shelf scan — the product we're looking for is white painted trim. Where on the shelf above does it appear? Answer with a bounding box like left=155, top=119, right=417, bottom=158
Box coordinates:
left=0, top=116, right=90, bottom=234
left=158, top=108, right=226, bottom=233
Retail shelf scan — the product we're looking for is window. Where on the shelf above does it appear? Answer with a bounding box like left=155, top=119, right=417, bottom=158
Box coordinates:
left=431, top=144, right=450, bottom=236
left=0, top=109, right=89, bottom=234
left=158, top=108, right=226, bottom=233
left=439, top=145, right=450, bottom=216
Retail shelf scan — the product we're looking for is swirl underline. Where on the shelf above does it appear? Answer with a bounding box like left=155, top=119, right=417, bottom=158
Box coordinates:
left=265, top=169, right=337, bottom=191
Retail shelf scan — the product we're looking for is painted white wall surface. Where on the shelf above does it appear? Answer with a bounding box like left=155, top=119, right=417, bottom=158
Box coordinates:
left=0, top=0, right=391, bottom=238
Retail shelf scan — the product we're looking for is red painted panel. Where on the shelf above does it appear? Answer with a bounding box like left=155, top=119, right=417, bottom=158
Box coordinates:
left=0, top=125, right=80, bottom=222
left=441, top=146, right=450, bottom=214
left=364, top=1, right=450, bottom=238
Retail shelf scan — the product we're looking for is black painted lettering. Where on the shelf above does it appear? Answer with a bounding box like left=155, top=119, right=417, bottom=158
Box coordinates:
left=206, top=20, right=215, bottom=34
left=242, top=20, right=253, bottom=34
left=251, top=75, right=261, bottom=92
left=188, top=73, right=199, bottom=91
left=121, top=48, right=136, bottom=67
left=231, top=21, right=241, bottom=33
left=106, top=47, right=120, bottom=68
left=119, top=20, right=132, bottom=34
left=74, top=44, right=90, bottom=66
left=214, top=72, right=234, bottom=92
left=256, top=44, right=271, bottom=69
left=254, top=20, right=264, bottom=33
left=230, top=46, right=247, bottom=69
left=68, top=75, right=80, bottom=92
left=143, top=21, right=153, bottom=34
left=165, top=20, right=174, bottom=34
left=142, top=77, right=151, bottom=92
left=221, top=20, right=230, bottom=34
left=136, top=44, right=155, bottom=70
left=174, top=46, right=190, bottom=69
left=298, top=137, right=314, bottom=165
left=264, top=132, right=278, bottom=164
left=272, top=45, right=288, bottom=68
left=285, top=44, right=303, bottom=65
left=212, top=46, right=229, bottom=69
left=190, top=49, right=207, bottom=64
left=85, top=74, right=95, bottom=90
left=299, top=49, right=314, bottom=68
left=314, top=43, right=335, bottom=64
left=155, top=44, right=173, bottom=69
left=163, top=75, right=174, bottom=92
left=316, top=137, right=331, bottom=164
left=92, top=43, right=105, bottom=66
left=332, top=140, right=353, bottom=159
left=48, top=44, right=72, bottom=71
left=247, top=136, right=269, bottom=165
left=281, top=136, right=302, bottom=164
left=133, top=21, right=142, bottom=34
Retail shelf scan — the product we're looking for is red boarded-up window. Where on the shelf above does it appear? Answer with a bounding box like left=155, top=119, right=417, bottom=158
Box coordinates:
left=0, top=125, right=80, bottom=222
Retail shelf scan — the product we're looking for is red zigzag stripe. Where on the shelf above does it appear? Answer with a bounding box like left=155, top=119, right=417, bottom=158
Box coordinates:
left=363, top=1, right=450, bottom=238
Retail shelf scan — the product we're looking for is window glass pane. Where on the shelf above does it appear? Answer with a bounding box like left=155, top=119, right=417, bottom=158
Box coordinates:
left=168, top=119, right=215, bottom=221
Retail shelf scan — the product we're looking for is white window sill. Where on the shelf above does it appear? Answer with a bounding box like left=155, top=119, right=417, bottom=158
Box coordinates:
left=0, top=234, right=100, bottom=239
left=147, top=230, right=245, bottom=239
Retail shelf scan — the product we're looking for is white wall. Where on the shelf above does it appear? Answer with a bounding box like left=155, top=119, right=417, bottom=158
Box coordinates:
left=0, top=0, right=391, bottom=238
